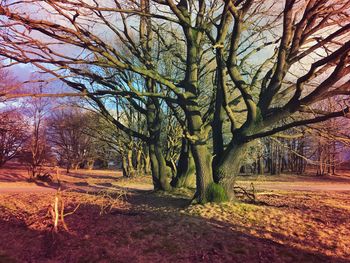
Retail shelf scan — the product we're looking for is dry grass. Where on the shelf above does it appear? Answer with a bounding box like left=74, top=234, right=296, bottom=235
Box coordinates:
left=0, top=164, right=350, bottom=262
left=185, top=191, right=350, bottom=260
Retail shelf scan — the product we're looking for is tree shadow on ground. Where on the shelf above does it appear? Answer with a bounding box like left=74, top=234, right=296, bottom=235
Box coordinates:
left=63, top=171, right=122, bottom=181
left=0, top=163, right=29, bottom=183
left=32, top=180, right=60, bottom=191
left=127, top=191, right=190, bottom=210
left=0, top=171, right=28, bottom=183
left=0, top=194, right=348, bottom=263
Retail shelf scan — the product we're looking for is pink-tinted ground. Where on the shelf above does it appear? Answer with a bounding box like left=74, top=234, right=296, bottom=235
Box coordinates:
left=0, top=163, right=350, bottom=262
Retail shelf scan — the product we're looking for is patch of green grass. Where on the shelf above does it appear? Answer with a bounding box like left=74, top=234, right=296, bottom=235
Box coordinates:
left=205, top=183, right=228, bottom=203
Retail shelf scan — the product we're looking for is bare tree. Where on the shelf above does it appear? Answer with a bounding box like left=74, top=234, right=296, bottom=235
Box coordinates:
left=0, top=0, right=349, bottom=202
left=0, top=110, right=28, bottom=166
left=48, top=109, right=102, bottom=172
left=21, top=88, right=53, bottom=179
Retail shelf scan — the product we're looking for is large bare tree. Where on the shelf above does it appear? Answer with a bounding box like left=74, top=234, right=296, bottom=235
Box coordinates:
left=0, top=0, right=349, bottom=202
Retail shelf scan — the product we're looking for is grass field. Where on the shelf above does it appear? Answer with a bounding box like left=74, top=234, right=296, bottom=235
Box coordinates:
left=0, top=163, right=349, bottom=262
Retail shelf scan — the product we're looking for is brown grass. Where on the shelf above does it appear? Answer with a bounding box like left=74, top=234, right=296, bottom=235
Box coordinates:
left=0, top=164, right=349, bottom=262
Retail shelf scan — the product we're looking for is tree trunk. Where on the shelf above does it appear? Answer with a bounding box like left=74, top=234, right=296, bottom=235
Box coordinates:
left=211, top=72, right=225, bottom=182
left=171, top=138, right=196, bottom=188
left=122, top=154, right=129, bottom=178
left=146, top=92, right=172, bottom=191
left=127, top=149, right=135, bottom=177
left=257, top=156, right=264, bottom=175
left=143, top=150, right=151, bottom=175
left=180, top=26, right=213, bottom=203
left=191, top=143, right=213, bottom=202
left=148, top=141, right=171, bottom=191
left=136, top=148, right=143, bottom=176
left=215, top=141, right=251, bottom=199
left=184, top=102, right=213, bottom=203
left=87, top=159, right=94, bottom=170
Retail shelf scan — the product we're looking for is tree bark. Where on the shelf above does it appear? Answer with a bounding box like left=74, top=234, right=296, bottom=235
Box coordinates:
left=148, top=141, right=171, bottom=191
left=215, top=141, right=252, bottom=198
left=184, top=98, right=213, bottom=203
left=121, top=154, right=129, bottom=177
left=143, top=150, right=151, bottom=175
left=191, top=143, right=213, bottom=202
left=127, top=149, right=135, bottom=177
left=257, top=155, right=264, bottom=175
left=136, top=148, right=144, bottom=176
left=146, top=94, right=171, bottom=191
left=171, top=138, right=196, bottom=188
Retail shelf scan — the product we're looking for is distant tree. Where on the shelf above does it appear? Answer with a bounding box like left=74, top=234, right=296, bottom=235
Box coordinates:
left=47, top=109, right=101, bottom=172
left=0, top=66, right=19, bottom=103
left=85, top=107, right=151, bottom=178
left=0, top=110, right=28, bottom=167
left=306, top=98, right=350, bottom=175
left=20, top=90, right=53, bottom=179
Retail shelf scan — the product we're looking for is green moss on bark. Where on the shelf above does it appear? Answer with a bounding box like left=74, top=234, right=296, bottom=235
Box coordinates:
left=205, top=182, right=228, bottom=203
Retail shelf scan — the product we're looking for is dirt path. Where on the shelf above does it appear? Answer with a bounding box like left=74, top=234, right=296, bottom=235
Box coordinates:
left=2, top=181, right=350, bottom=194
left=0, top=164, right=153, bottom=194
left=245, top=182, right=350, bottom=192
left=1, top=163, right=350, bottom=194
left=0, top=183, right=56, bottom=193
left=237, top=174, right=350, bottom=192
left=2, top=178, right=350, bottom=195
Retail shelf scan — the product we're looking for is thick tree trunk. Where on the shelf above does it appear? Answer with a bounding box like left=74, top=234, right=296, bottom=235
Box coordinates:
left=215, top=141, right=251, bottom=199
left=184, top=102, right=213, bottom=203
left=212, top=81, right=225, bottom=182
left=146, top=94, right=172, bottom=191
left=121, top=154, right=129, bottom=178
left=191, top=143, right=213, bottom=202
left=143, top=150, right=151, bottom=175
left=180, top=25, right=214, bottom=203
left=149, top=144, right=161, bottom=189
left=136, top=149, right=144, bottom=176
left=171, top=138, right=196, bottom=188
left=127, top=149, right=135, bottom=177
left=148, top=141, right=171, bottom=191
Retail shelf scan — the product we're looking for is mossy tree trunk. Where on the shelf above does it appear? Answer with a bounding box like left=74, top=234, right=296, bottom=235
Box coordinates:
left=171, top=137, right=196, bottom=188
left=191, top=142, right=213, bottom=202
left=143, top=149, right=151, bottom=175
left=146, top=94, right=172, bottom=191
left=136, top=148, right=144, bottom=176
left=127, top=149, right=135, bottom=177
left=214, top=139, right=252, bottom=199
left=181, top=26, right=214, bottom=203
left=121, top=154, right=129, bottom=177
left=140, top=1, right=171, bottom=191
left=211, top=84, right=225, bottom=182
left=148, top=141, right=171, bottom=191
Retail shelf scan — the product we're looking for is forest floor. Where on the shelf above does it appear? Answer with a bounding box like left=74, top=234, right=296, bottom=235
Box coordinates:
left=0, top=163, right=350, bottom=262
